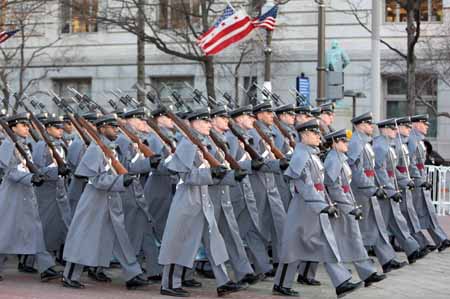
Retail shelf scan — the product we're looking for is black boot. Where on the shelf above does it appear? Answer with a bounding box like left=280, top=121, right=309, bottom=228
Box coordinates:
left=336, top=280, right=363, bottom=298
left=382, top=259, right=407, bottom=273
left=62, top=276, right=85, bottom=289
left=160, top=286, right=190, bottom=297
left=148, top=274, right=162, bottom=282
left=182, top=279, right=202, bottom=288
left=426, top=244, right=438, bottom=252
left=364, top=272, right=386, bottom=287
left=217, top=281, right=246, bottom=297
left=239, top=273, right=262, bottom=285
left=272, top=284, right=300, bottom=297
left=40, top=268, right=62, bottom=282
left=438, top=239, right=450, bottom=252
left=418, top=247, right=431, bottom=259
left=407, top=250, right=420, bottom=264
left=297, top=274, right=321, bottom=286
left=88, top=268, right=112, bottom=282
left=18, top=255, right=38, bottom=274
left=126, top=275, right=149, bottom=290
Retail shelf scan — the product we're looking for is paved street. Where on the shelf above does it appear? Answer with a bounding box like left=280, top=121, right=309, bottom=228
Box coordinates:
left=1, top=217, right=450, bottom=299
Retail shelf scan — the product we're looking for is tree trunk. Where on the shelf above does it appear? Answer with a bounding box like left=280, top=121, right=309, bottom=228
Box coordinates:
left=203, top=56, right=215, bottom=99
left=406, top=0, right=419, bottom=115
left=136, top=0, right=146, bottom=104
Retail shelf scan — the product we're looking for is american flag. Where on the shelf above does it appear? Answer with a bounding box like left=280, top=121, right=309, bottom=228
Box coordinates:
left=252, top=5, right=278, bottom=31
left=197, top=5, right=255, bottom=56
left=0, top=29, right=19, bottom=44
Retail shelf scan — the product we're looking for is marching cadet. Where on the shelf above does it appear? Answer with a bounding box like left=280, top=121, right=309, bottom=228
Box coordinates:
left=347, top=112, right=407, bottom=273
left=319, top=102, right=335, bottom=135
left=209, top=105, right=260, bottom=285
left=373, top=118, right=423, bottom=264
left=294, top=104, right=315, bottom=129
left=226, top=105, right=272, bottom=279
left=66, top=112, right=99, bottom=215
left=273, top=119, right=362, bottom=298
left=0, top=113, right=61, bottom=282
left=248, top=101, right=288, bottom=272
left=62, top=114, right=148, bottom=290
left=393, top=117, right=432, bottom=255
left=116, top=108, right=161, bottom=282
left=273, top=104, right=297, bottom=211
left=62, top=116, right=77, bottom=146
left=293, top=104, right=322, bottom=286
left=144, top=106, right=179, bottom=282
left=158, top=108, right=244, bottom=297
left=324, top=129, right=386, bottom=287
left=408, top=114, right=450, bottom=252
left=32, top=115, right=72, bottom=262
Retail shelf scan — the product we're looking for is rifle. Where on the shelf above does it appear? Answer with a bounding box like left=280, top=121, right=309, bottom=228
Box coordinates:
left=228, top=121, right=262, bottom=161
left=0, top=117, right=41, bottom=174
left=254, top=121, right=286, bottom=160
left=1, top=95, right=41, bottom=143
left=17, top=93, right=66, bottom=170
left=253, top=83, right=297, bottom=149
left=111, top=89, right=176, bottom=153
left=77, top=116, right=128, bottom=175
left=48, top=90, right=91, bottom=146
left=209, top=128, right=242, bottom=170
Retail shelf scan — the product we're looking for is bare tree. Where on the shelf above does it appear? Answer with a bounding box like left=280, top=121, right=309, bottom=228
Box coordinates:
left=345, top=0, right=423, bottom=115
left=0, top=0, right=72, bottom=112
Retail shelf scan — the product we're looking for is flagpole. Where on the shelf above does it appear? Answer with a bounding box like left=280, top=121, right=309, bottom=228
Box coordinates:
left=262, top=1, right=274, bottom=98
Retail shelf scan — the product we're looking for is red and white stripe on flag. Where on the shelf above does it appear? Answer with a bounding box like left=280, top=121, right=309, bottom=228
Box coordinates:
left=197, top=10, right=255, bottom=56
left=253, top=17, right=276, bottom=31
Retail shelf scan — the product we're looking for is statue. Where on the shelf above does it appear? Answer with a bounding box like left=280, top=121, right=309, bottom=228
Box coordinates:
left=326, top=40, right=350, bottom=72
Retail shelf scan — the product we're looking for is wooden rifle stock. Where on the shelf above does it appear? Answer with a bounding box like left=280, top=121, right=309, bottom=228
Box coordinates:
left=273, top=116, right=297, bottom=149
left=209, top=129, right=241, bottom=170
left=146, top=117, right=176, bottom=153
left=118, top=122, right=156, bottom=158
left=68, top=113, right=91, bottom=146
left=22, top=103, right=66, bottom=169
left=228, top=120, right=262, bottom=161
left=165, top=110, right=222, bottom=168
left=0, top=118, right=40, bottom=174
left=254, top=122, right=286, bottom=160
left=77, top=117, right=128, bottom=175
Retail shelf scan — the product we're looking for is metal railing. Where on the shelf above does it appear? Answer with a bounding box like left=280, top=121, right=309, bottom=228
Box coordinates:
left=426, top=165, right=450, bottom=216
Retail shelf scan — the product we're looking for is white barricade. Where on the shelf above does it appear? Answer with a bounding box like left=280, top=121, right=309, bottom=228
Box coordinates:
left=426, top=165, right=450, bottom=216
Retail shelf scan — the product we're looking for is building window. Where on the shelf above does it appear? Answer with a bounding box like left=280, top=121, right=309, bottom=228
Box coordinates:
left=159, top=0, right=200, bottom=29
left=61, top=0, right=98, bottom=33
left=53, top=78, right=92, bottom=111
left=0, top=0, right=7, bottom=31
left=151, top=76, right=195, bottom=107
left=385, top=0, right=443, bottom=23
left=385, top=75, right=437, bottom=137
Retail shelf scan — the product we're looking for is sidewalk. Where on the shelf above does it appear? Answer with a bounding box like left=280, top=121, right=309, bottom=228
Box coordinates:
left=1, top=216, right=449, bottom=299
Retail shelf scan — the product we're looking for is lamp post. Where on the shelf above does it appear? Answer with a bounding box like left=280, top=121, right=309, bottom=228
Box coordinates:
left=316, top=0, right=326, bottom=105
left=344, top=90, right=367, bottom=118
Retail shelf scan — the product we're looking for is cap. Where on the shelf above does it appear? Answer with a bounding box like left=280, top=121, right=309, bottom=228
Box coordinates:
left=43, top=114, right=65, bottom=129
left=351, top=112, right=373, bottom=125
left=295, top=104, right=313, bottom=116
left=210, top=105, right=229, bottom=118
left=187, top=107, right=210, bottom=121
left=274, top=104, right=296, bottom=115
left=253, top=101, right=273, bottom=114
left=229, top=105, right=253, bottom=118
left=376, top=118, right=397, bottom=129
left=151, top=106, right=168, bottom=118
left=7, top=112, right=30, bottom=126
left=80, top=112, right=101, bottom=122
left=94, top=114, right=119, bottom=128
left=396, top=116, right=412, bottom=128
left=411, top=114, right=429, bottom=125
left=311, top=107, right=322, bottom=117
left=324, top=128, right=351, bottom=142
left=36, top=112, right=48, bottom=122
left=295, top=119, right=321, bottom=133
left=123, top=107, right=149, bottom=119
left=320, top=102, right=335, bottom=114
